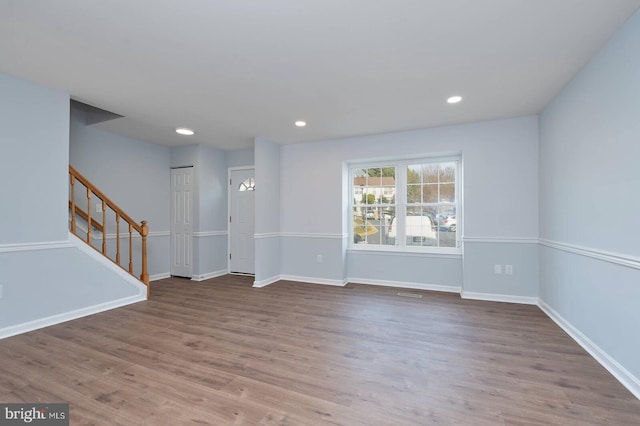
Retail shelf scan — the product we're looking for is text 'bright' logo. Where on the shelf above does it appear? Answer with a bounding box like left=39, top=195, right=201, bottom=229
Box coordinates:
left=2, top=404, right=68, bottom=424
left=4, top=407, right=47, bottom=423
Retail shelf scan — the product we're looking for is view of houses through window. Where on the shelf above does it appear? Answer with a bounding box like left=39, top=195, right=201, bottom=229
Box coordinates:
left=351, top=158, right=459, bottom=250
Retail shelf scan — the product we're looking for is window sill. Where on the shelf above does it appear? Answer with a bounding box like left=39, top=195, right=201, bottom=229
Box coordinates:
left=347, top=245, right=462, bottom=258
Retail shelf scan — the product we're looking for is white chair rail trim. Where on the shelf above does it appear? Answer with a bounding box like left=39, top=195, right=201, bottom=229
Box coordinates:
left=540, top=238, right=640, bottom=270
left=254, top=232, right=347, bottom=239
left=462, top=236, right=539, bottom=244
left=0, top=240, right=73, bottom=253
left=193, top=231, right=228, bottom=237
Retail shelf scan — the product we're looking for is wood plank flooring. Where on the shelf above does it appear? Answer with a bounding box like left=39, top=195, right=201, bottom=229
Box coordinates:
left=1, top=275, right=639, bottom=425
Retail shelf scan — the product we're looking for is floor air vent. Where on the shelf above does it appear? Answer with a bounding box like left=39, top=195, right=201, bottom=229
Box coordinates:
left=397, top=292, right=423, bottom=298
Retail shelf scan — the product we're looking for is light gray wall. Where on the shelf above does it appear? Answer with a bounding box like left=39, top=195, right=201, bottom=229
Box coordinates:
left=539, top=9, right=640, bottom=384
left=463, top=242, right=538, bottom=298
left=195, top=144, right=228, bottom=275
left=0, top=72, right=145, bottom=333
left=0, top=72, right=69, bottom=244
left=170, top=144, right=200, bottom=169
left=198, top=145, right=228, bottom=233
left=226, top=149, right=254, bottom=168
left=348, top=252, right=462, bottom=289
left=281, top=237, right=346, bottom=283
left=254, top=137, right=281, bottom=284
left=279, top=116, right=539, bottom=296
left=70, top=108, right=171, bottom=277
left=0, top=247, right=142, bottom=329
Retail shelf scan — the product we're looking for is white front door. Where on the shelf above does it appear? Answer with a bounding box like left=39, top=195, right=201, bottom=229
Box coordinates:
left=171, top=167, right=194, bottom=278
left=229, top=168, right=255, bottom=274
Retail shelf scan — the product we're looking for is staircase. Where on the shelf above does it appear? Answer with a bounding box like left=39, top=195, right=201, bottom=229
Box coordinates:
left=68, top=165, right=150, bottom=298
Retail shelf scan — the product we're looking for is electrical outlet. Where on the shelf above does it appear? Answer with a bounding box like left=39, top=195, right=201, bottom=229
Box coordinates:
left=494, top=264, right=503, bottom=274
left=316, top=254, right=323, bottom=263
left=505, top=264, right=513, bottom=275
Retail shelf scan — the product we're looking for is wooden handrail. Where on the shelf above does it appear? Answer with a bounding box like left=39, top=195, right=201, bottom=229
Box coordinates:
left=69, top=165, right=142, bottom=233
left=68, top=165, right=150, bottom=297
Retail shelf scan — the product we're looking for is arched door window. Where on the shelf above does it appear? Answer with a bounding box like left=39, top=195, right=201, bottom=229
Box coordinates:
left=238, top=177, right=255, bottom=191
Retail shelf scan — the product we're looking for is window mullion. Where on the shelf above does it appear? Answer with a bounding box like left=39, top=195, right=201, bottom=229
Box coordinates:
left=397, top=164, right=406, bottom=247
left=456, top=160, right=461, bottom=248
left=349, top=167, right=355, bottom=245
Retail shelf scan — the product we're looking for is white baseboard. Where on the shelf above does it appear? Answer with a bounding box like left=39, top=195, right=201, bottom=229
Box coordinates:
left=191, top=269, right=228, bottom=281
left=0, top=294, right=146, bottom=340
left=255, top=275, right=458, bottom=291
left=538, top=299, right=640, bottom=400
left=253, top=274, right=347, bottom=288
left=150, top=272, right=171, bottom=281
left=280, top=274, right=347, bottom=287
left=461, top=290, right=538, bottom=305
left=348, top=277, right=460, bottom=293
left=253, top=275, right=281, bottom=288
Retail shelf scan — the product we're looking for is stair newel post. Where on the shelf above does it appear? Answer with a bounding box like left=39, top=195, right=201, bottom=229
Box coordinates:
left=101, top=200, right=107, bottom=255
left=128, top=223, right=133, bottom=274
left=140, top=220, right=150, bottom=298
left=115, top=213, right=121, bottom=266
left=70, top=174, right=77, bottom=234
left=86, top=187, right=92, bottom=245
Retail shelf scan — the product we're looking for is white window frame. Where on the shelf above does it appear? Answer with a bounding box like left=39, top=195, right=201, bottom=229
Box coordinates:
left=348, top=155, right=462, bottom=255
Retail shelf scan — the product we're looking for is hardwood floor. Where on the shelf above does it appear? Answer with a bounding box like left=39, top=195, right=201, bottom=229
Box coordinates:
left=1, top=275, right=639, bottom=425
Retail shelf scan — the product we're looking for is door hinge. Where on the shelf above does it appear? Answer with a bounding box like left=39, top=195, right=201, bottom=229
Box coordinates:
left=229, top=253, right=231, bottom=260
left=229, top=215, right=232, bottom=222
left=229, top=178, right=232, bottom=186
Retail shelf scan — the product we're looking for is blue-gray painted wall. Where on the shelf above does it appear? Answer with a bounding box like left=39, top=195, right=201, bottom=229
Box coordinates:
left=0, top=72, right=69, bottom=244
left=0, top=72, right=144, bottom=331
left=539, top=9, right=640, bottom=383
left=226, top=149, right=254, bottom=168
left=254, top=137, right=281, bottom=283
left=279, top=116, right=540, bottom=296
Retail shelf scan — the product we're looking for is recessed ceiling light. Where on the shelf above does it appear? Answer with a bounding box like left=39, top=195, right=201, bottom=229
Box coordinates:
left=447, top=96, right=463, bottom=104
left=295, top=121, right=306, bottom=127
left=175, top=127, right=194, bottom=136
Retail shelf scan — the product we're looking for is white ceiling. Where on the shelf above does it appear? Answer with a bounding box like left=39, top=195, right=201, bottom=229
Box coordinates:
left=1, top=1, right=639, bottom=150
